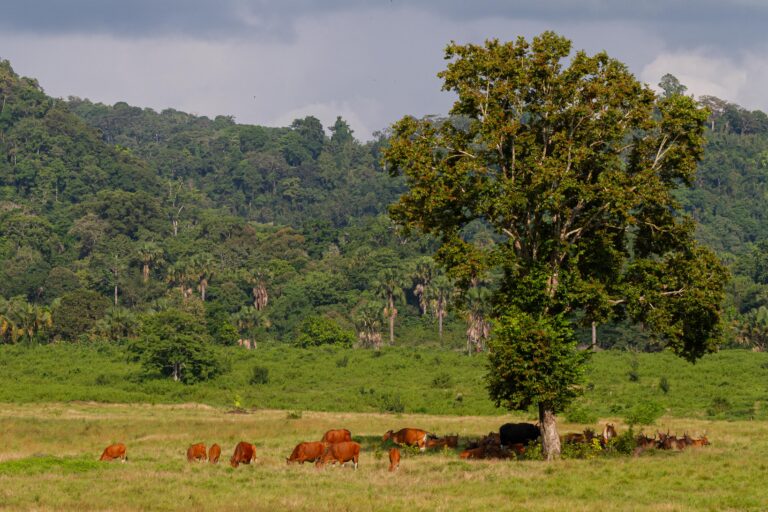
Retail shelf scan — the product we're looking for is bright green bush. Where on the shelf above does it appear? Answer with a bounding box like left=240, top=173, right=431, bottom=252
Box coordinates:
left=294, top=316, right=355, bottom=348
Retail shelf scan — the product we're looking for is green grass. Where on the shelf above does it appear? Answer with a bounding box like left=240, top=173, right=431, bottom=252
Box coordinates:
left=0, top=344, right=767, bottom=421
left=0, top=403, right=767, bottom=511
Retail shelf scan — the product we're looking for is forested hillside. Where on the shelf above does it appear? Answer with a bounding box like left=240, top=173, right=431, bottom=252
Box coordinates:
left=2, top=59, right=768, bottom=374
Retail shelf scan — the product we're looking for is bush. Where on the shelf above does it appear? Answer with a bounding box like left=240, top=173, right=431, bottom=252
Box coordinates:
left=431, top=372, right=453, bottom=389
left=335, top=355, right=349, bottom=368
left=294, top=316, right=355, bottom=348
left=658, top=376, right=670, bottom=394
left=378, top=392, right=405, bottom=413
left=250, top=365, right=269, bottom=385
left=623, top=401, right=664, bottom=426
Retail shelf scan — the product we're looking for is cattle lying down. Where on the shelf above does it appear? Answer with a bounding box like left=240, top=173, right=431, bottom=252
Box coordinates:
left=187, top=443, right=207, bottom=462
left=287, top=441, right=326, bottom=464
left=388, top=447, right=400, bottom=472
left=208, top=443, right=221, bottom=464
left=321, top=429, right=352, bottom=444
left=499, top=423, right=539, bottom=447
left=99, top=443, right=127, bottom=462
left=230, top=441, right=257, bottom=468
left=316, top=441, right=361, bottom=469
left=382, top=428, right=430, bottom=451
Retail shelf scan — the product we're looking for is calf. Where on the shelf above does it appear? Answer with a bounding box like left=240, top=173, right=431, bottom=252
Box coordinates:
left=99, top=443, right=127, bottom=462
left=316, top=441, right=361, bottom=469
left=287, top=441, right=326, bottom=464
left=230, top=441, right=257, bottom=468
left=321, top=428, right=352, bottom=444
left=388, top=447, right=400, bottom=472
left=208, top=443, right=221, bottom=464
left=187, top=443, right=207, bottom=462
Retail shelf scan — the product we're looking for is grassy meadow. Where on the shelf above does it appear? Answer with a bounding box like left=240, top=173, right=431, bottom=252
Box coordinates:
left=1, top=402, right=767, bottom=511
left=0, top=344, right=767, bottom=420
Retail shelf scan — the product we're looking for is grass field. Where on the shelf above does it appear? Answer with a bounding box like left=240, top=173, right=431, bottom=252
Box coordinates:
left=1, top=402, right=767, bottom=511
left=1, top=344, right=767, bottom=421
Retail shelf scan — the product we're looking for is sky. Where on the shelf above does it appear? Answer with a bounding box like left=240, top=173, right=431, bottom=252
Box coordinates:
left=1, top=1, right=766, bottom=140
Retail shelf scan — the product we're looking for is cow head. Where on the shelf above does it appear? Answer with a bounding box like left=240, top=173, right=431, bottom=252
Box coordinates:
left=382, top=430, right=393, bottom=442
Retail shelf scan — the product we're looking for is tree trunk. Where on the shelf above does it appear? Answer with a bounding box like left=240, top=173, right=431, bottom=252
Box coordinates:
left=538, top=402, right=561, bottom=461
left=143, top=264, right=150, bottom=283
left=438, top=309, right=444, bottom=340
left=200, top=280, right=207, bottom=301
left=591, top=321, right=597, bottom=351
left=388, top=314, right=395, bottom=345
left=114, top=285, right=118, bottom=306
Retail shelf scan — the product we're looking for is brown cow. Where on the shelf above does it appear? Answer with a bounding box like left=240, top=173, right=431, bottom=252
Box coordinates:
left=99, top=443, right=127, bottom=462
left=445, top=435, right=459, bottom=448
left=388, top=447, right=400, bottom=472
left=230, top=441, right=257, bottom=468
left=316, top=441, right=361, bottom=469
left=382, top=428, right=430, bottom=451
left=187, top=443, right=207, bottom=462
left=321, top=429, right=352, bottom=444
left=426, top=437, right=448, bottom=449
left=287, top=441, right=327, bottom=464
left=459, top=447, right=485, bottom=460
left=208, top=443, right=221, bottom=464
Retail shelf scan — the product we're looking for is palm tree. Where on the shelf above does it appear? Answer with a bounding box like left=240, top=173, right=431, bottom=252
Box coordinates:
left=412, top=258, right=435, bottom=316
left=166, top=262, right=191, bottom=301
left=736, top=306, right=768, bottom=352
left=188, top=253, right=215, bottom=301
left=355, top=302, right=383, bottom=350
left=427, top=275, right=455, bottom=341
left=91, top=307, right=139, bottom=341
left=242, top=268, right=271, bottom=311
left=137, top=242, right=164, bottom=284
left=232, top=306, right=271, bottom=348
left=375, top=268, right=406, bottom=345
left=0, top=298, right=52, bottom=343
left=463, top=286, right=492, bottom=354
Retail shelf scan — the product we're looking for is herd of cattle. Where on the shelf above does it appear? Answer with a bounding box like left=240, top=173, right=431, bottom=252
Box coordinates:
left=97, top=422, right=710, bottom=468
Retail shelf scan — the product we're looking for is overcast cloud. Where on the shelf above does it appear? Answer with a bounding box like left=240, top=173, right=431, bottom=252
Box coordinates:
left=1, top=1, right=766, bottom=140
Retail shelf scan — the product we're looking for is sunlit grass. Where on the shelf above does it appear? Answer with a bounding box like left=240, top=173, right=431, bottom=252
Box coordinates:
left=0, top=403, right=767, bottom=511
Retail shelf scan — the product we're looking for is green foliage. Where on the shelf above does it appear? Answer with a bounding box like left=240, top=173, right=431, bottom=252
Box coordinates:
left=564, top=403, right=598, bottom=424
left=294, top=316, right=355, bottom=348
left=487, top=311, right=588, bottom=412
left=431, top=372, right=453, bottom=389
left=249, top=365, right=269, bottom=385
left=52, top=290, right=111, bottom=341
left=131, top=309, right=223, bottom=384
left=659, top=376, right=670, bottom=394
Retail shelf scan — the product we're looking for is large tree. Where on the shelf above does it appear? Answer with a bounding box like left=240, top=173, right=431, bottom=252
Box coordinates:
left=383, top=32, right=728, bottom=460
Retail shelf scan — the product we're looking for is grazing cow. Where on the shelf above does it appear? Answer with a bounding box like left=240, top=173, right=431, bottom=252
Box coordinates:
left=499, top=423, right=539, bottom=447
left=230, top=441, right=257, bottom=468
left=316, top=441, right=361, bottom=469
left=321, top=429, right=352, bottom=444
left=563, top=428, right=597, bottom=444
left=287, top=441, right=327, bottom=464
left=382, top=428, right=430, bottom=451
left=208, top=443, right=221, bottom=464
left=388, top=448, right=400, bottom=472
left=99, top=443, right=127, bottom=462
left=187, top=443, right=207, bottom=462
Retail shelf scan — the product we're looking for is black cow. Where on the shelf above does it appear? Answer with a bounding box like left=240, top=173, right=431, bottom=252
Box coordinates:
left=499, top=422, right=539, bottom=446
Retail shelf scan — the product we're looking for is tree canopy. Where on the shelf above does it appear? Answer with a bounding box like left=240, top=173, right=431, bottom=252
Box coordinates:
left=383, top=32, right=728, bottom=459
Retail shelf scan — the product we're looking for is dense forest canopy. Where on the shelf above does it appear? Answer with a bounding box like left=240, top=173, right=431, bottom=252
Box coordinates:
left=1, top=57, right=768, bottom=362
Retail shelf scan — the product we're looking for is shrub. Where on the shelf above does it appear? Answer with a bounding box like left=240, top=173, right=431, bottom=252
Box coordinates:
left=378, top=393, right=405, bottom=413
left=627, top=356, right=640, bottom=382
left=286, top=410, right=303, bottom=420
left=707, top=396, right=731, bottom=416
left=250, top=365, right=269, bottom=385
left=335, top=355, right=349, bottom=368
left=658, top=376, right=670, bottom=394
left=431, top=372, right=453, bottom=389
left=294, top=316, right=355, bottom=348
